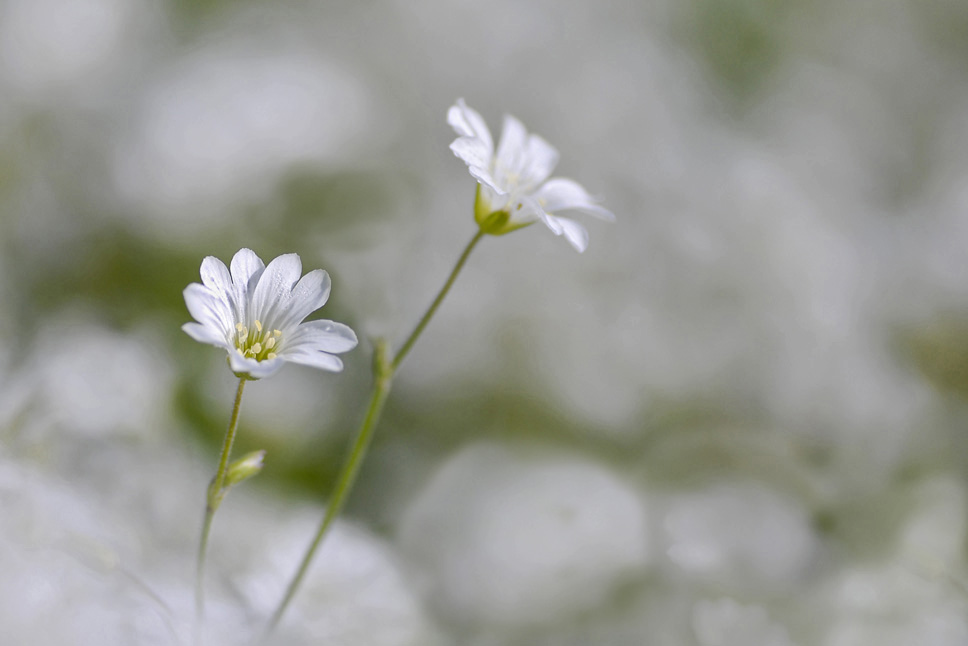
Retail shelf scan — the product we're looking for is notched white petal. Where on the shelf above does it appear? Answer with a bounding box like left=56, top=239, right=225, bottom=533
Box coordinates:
left=541, top=211, right=564, bottom=235
left=536, top=178, right=615, bottom=221
left=182, top=322, right=229, bottom=347
left=280, top=346, right=345, bottom=372
left=251, top=253, right=302, bottom=327
left=262, top=253, right=303, bottom=289
left=521, top=133, right=560, bottom=187
left=200, top=256, right=232, bottom=295
left=448, top=99, right=493, bottom=153
left=449, top=137, right=491, bottom=169
left=276, top=269, right=332, bottom=331
left=506, top=195, right=546, bottom=227
left=184, top=284, right=233, bottom=334
left=230, top=248, right=266, bottom=291
left=450, top=138, right=500, bottom=191
left=228, top=351, right=285, bottom=379
left=288, top=319, right=359, bottom=354
left=548, top=216, right=590, bottom=253
left=496, top=114, right=528, bottom=175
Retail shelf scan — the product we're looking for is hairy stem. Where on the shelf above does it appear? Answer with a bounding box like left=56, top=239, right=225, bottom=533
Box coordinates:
left=195, top=376, right=247, bottom=640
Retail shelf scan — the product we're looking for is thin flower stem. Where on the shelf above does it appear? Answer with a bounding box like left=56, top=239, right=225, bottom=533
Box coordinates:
left=195, top=376, right=247, bottom=639
left=262, top=341, right=391, bottom=639
left=392, top=229, right=485, bottom=371
left=262, top=230, right=486, bottom=639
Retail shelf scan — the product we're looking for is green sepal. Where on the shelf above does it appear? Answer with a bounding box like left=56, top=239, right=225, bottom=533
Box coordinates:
left=473, top=184, right=534, bottom=236
left=225, top=450, right=266, bottom=488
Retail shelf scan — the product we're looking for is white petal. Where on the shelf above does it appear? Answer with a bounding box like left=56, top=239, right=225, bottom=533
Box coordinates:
left=199, top=255, right=243, bottom=325
left=520, top=133, right=559, bottom=188
left=250, top=253, right=302, bottom=329
left=200, top=256, right=232, bottom=295
left=541, top=210, right=564, bottom=235
left=287, top=319, right=358, bottom=354
left=230, top=248, right=266, bottom=286
left=450, top=138, right=501, bottom=192
left=279, top=346, right=345, bottom=372
left=495, top=114, right=528, bottom=181
left=274, top=269, right=332, bottom=331
left=182, top=322, right=229, bottom=347
left=230, top=248, right=266, bottom=318
left=228, top=352, right=285, bottom=379
left=545, top=215, right=589, bottom=252
left=448, top=99, right=493, bottom=154
left=506, top=194, right=546, bottom=227
left=184, top=284, right=233, bottom=336
left=534, top=178, right=615, bottom=220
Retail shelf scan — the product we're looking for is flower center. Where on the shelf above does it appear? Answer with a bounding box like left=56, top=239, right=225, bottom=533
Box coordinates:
left=234, top=320, right=281, bottom=362
left=493, top=162, right=525, bottom=199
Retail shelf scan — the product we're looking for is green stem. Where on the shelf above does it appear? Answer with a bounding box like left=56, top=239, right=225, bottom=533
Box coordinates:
left=195, top=376, right=247, bottom=638
left=392, top=229, right=485, bottom=372
left=262, top=340, right=392, bottom=638
left=262, top=230, right=485, bottom=638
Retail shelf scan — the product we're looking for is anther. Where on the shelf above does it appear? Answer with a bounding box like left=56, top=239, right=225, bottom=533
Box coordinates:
left=255, top=320, right=263, bottom=332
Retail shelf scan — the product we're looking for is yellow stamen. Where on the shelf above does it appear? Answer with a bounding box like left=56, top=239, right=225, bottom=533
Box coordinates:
left=232, top=320, right=283, bottom=363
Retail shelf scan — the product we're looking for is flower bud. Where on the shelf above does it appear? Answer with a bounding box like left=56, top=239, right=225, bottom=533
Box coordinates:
left=225, top=450, right=266, bottom=488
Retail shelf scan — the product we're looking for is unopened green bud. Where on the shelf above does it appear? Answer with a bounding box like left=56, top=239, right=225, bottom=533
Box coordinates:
left=225, top=450, right=266, bottom=488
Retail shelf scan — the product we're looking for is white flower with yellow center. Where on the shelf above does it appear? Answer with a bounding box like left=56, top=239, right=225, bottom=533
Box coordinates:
left=182, top=248, right=358, bottom=379
left=448, top=98, right=615, bottom=252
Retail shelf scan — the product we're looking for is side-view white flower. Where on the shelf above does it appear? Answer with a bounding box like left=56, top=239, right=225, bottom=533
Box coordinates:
left=183, top=248, right=358, bottom=379
left=448, top=98, right=615, bottom=252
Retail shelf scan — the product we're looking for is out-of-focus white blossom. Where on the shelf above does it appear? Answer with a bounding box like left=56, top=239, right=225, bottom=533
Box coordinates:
left=219, top=506, right=442, bottom=646
left=663, top=483, right=818, bottom=592
left=0, top=0, right=136, bottom=97
left=0, top=441, right=440, bottom=646
left=825, top=563, right=968, bottom=646
left=693, top=598, right=796, bottom=646
left=112, top=45, right=372, bottom=235
left=398, top=443, right=648, bottom=627
left=28, top=321, right=173, bottom=439
left=898, top=476, right=966, bottom=573
left=0, top=459, right=183, bottom=645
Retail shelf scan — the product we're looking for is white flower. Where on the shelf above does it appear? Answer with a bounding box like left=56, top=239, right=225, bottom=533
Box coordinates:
left=448, top=98, right=614, bottom=252
left=182, top=248, right=357, bottom=379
